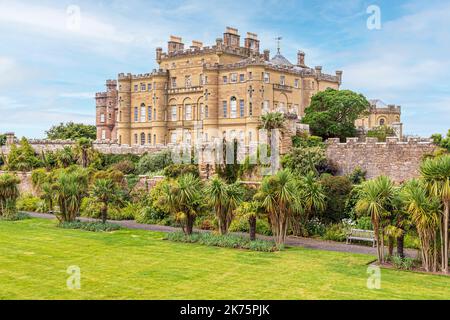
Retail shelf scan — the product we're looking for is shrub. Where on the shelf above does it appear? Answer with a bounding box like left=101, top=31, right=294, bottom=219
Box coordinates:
left=165, top=231, right=281, bottom=252
left=109, top=204, right=136, bottom=221
left=322, top=224, right=347, bottom=242
left=137, top=151, right=173, bottom=174
left=163, top=164, right=199, bottom=178
left=355, top=216, right=373, bottom=230
left=16, top=194, right=48, bottom=213
left=391, top=255, right=416, bottom=271
left=111, top=160, right=135, bottom=174
left=58, top=221, right=121, bottom=232
left=303, top=217, right=326, bottom=237
left=320, top=175, right=353, bottom=222
left=0, top=212, right=30, bottom=221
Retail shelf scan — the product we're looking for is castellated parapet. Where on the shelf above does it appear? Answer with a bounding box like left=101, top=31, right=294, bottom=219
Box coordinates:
left=326, top=137, right=436, bottom=183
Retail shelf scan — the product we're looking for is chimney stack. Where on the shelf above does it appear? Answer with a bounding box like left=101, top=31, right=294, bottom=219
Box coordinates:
left=263, top=49, right=270, bottom=61
left=156, top=47, right=162, bottom=63
left=244, top=32, right=260, bottom=53
left=191, top=40, right=203, bottom=49
left=223, top=26, right=240, bottom=48
left=168, top=35, right=184, bottom=54
left=297, top=51, right=306, bottom=67
left=335, top=70, right=343, bottom=84
left=315, top=66, right=322, bottom=75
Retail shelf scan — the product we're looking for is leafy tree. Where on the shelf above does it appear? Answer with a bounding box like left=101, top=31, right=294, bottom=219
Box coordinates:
left=420, top=154, right=450, bottom=273
left=320, top=175, right=352, bottom=223
left=0, top=134, right=6, bottom=146
left=137, top=150, right=173, bottom=174
left=281, top=146, right=334, bottom=176
left=348, top=167, right=366, bottom=184
left=302, top=88, right=370, bottom=140
left=367, top=125, right=396, bottom=142
left=46, top=122, right=96, bottom=140
left=254, top=169, right=301, bottom=246
left=6, top=138, right=43, bottom=171
left=91, top=179, right=120, bottom=223
left=431, top=130, right=450, bottom=152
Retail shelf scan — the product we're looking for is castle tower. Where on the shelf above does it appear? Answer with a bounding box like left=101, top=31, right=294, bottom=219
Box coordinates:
left=151, top=71, right=169, bottom=145
left=116, top=73, right=132, bottom=145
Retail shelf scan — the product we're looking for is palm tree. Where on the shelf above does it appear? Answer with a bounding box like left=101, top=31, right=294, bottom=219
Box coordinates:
left=56, top=146, right=75, bottom=168
left=206, top=175, right=229, bottom=235
left=0, top=173, right=20, bottom=218
left=259, top=112, right=285, bottom=133
left=420, top=154, right=450, bottom=273
left=401, top=179, right=441, bottom=272
left=235, top=201, right=261, bottom=241
left=356, top=175, right=396, bottom=263
left=74, top=138, right=94, bottom=168
left=53, top=169, right=88, bottom=222
left=299, top=172, right=326, bottom=220
left=160, top=174, right=203, bottom=235
left=223, top=182, right=244, bottom=232
left=255, top=169, right=300, bottom=246
left=40, top=182, right=54, bottom=213
left=91, top=179, right=118, bottom=223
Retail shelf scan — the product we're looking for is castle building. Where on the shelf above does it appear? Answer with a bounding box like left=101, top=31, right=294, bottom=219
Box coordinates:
left=355, top=99, right=403, bottom=137
left=95, top=27, right=401, bottom=146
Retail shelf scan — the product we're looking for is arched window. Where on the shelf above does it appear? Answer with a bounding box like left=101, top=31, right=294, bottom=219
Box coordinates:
left=230, top=97, right=237, bottom=118
left=153, top=108, right=157, bottom=120
left=379, top=118, right=386, bottom=126
left=185, top=104, right=192, bottom=120
left=140, top=133, right=145, bottom=145
left=153, top=134, right=156, bottom=145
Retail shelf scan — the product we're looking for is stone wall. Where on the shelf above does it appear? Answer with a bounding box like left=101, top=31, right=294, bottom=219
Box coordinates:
left=0, top=171, right=36, bottom=196
left=325, top=137, right=436, bottom=183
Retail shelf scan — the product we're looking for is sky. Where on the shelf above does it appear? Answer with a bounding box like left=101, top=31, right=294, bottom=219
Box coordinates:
left=0, top=0, right=449, bottom=138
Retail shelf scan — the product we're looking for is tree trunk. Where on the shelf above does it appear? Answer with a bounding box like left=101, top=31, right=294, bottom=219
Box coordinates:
left=249, top=216, right=256, bottom=241
left=186, top=214, right=194, bottom=235
left=388, top=236, right=395, bottom=257
left=397, top=234, right=405, bottom=258
left=101, top=203, right=108, bottom=224
left=443, top=202, right=449, bottom=273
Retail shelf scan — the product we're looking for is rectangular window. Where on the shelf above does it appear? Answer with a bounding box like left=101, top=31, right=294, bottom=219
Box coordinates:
left=171, top=77, right=177, bottom=88
left=148, top=134, right=151, bottom=145
left=294, top=79, right=299, bottom=88
left=141, top=83, right=146, bottom=91
left=280, top=76, right=285, bottom=86
left=249, top=102, right=253, bottom=116
left=248, top=72, right=252, bottom=80
left=200, top=103, right=204, bottom=120
left=223, top=76, right=228, bottom=84
left=263, top=100, right=270, bottom=114
left=171, top=132, right=177, bottom=144
left=134, top=107, right=138, bottom=122
left=230, top=73, right=238, bottom=83
left=171, top=106, right=177, bottom=121
left=148, top=83, right=152, bottom=91
left=222, top=101, right=227, bottom=118
left=140, top=106, right=146, bottom=122
left=101, top=130, right=106, bottom=140
left=185, top=105, right=192, bottom=120
left=239, top=100, right=244, bottom=118
left=185, top=75, right=191, bottom=88
left=205, top=105, right=209, bottom=119
left=239, top=74, right=245, bottom=82
left=148, top=107, right=152, bottom=121
left=264, top=72, right=270, bottom=83
left=100, top=113, right=105, bottom=123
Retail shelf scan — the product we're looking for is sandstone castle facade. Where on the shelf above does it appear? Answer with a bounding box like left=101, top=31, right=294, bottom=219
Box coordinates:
left=95, top=27, right=401, bottom=145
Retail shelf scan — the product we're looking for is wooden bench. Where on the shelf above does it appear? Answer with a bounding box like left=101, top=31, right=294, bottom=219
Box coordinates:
left=346, top=229, right=376, bottom=247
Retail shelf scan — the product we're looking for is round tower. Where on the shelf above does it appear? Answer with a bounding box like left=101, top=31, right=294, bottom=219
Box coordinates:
left=151, top=70, right=169, bottom=145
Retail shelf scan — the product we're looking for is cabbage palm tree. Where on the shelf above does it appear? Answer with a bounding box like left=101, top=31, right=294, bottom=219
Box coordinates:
left=53, top=169, right=88, bottom=222
left=206, top=176, right=229, bottom=235
left=74, top=138, right=94, bottom=168
left=420, top=154, right=450, bottom=273
left=255, top=169, right=300, bottom=246
left=0, top=173, right=20, bottom=218
left=235, top=201, right=260, bottom=241
left=160, top=174, right=203, bottom=235
left=299, top=172, right=326, bottom=220
left=91, top=179, right=118, bottom=223
left=356, top=176, right=396, bottom=263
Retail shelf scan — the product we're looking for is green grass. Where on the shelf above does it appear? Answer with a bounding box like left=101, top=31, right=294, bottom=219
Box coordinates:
left=0, top=218, right=449, bottom=300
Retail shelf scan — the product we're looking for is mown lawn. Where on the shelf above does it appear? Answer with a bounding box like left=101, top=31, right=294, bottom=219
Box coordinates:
left=0, top=218, right=449, bottom=300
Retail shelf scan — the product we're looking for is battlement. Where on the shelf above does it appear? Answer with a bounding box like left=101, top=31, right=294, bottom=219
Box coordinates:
left=326, top=137, right=436, bottom=183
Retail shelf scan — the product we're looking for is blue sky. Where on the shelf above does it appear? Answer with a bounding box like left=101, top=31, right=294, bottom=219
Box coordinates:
left=0, top=0, right=449, bottom=138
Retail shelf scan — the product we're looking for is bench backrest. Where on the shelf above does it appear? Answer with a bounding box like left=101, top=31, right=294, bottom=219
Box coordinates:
left=349, top=229, right=375, bottom=239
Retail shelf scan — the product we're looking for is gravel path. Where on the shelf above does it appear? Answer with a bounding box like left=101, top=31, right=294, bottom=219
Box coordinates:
left=25, top=211, right=418, bottom=258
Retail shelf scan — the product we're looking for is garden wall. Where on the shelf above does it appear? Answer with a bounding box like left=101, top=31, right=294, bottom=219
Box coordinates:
left=325, top=137, right=436, bottom=183
left=0, top=171, right=37, bottom=196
